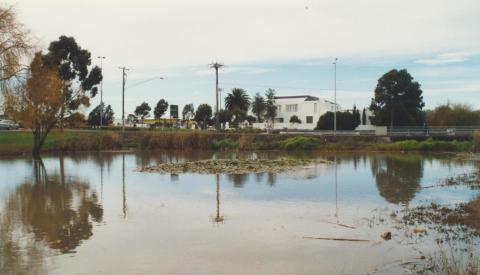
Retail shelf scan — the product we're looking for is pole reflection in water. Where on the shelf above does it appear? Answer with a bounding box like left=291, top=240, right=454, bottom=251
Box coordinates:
left=335, top=156, right=339, bottom=223
left=122, top=153, right=128, bottom=219
left=100, top=160, right=104, bottom=203
left=212, top=174, right=224, bottom=224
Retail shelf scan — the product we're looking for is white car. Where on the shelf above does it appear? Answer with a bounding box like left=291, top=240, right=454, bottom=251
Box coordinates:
left=0, top=120, right=20, bottom=130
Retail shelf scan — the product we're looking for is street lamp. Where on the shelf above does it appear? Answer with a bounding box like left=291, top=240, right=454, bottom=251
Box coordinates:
left=333, top=58, right=338, bottom=136
left=210, top=62, right=224, bottom=131
left=97, top=56, right=106, bottom=127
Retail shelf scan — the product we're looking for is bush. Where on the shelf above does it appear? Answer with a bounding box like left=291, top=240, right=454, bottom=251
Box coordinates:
left=276, top=136, right=321, bottom=150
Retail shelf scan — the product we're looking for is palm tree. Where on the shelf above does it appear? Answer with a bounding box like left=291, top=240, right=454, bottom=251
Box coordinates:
left=251, top=92, right=266, bottom=122
left=225, top=88, right=250, bottom=127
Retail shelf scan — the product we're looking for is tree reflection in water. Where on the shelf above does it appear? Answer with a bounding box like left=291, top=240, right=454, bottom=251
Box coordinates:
left=371, top=154, right=423, bottom=204
left=0, top=158, right=103, bottom=274
left=227, top=174, right=249, bottom=188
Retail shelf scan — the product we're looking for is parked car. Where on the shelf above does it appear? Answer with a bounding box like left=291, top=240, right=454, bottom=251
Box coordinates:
left=0, top=120, right=20, bottom=130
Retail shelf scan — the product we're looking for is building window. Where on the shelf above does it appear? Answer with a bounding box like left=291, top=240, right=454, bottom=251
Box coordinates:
left=275, top=118, right=284, bottom=123
left=276, top=105, right=282, bottom=112
left=306, top=116, right=313, bottom=124
left=314, top=103, right=317, bottom=113
left=286, top=104, right=298, bottom=112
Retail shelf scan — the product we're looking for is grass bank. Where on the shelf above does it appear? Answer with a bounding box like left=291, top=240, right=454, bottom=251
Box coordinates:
left=0, top=130, right=477, bottom=155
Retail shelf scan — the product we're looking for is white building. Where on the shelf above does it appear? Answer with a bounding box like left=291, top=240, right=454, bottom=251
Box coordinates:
left=253, top=95, right=339, bottom=130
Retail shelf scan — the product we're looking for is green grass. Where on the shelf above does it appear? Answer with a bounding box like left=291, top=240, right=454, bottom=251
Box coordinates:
left=276, top=136, right=322, bottom=150
left=0, top=131, right=76, bottom=154
left=0, top=130, right=476, bottom=155
left=0, top=131, right=120, bottom=154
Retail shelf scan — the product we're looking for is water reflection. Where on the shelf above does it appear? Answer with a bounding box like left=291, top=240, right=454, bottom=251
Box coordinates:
left=122, top=153, right=128, bottom=218
left=211, top=174, right=224, bottom=224
left=227, top=174, right=249, bottom=188
left=371, top=155, right=423, bottom=204
left=0, top=158, right=103, bottom=274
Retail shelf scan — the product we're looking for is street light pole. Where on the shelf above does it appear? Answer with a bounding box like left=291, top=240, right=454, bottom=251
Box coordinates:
left=210, top=62, right=224, bottom=131
left=333, top=58, right=338, bottom=136
left=119, top=67, right=129, bottom=133
left=97, top=56, right=106, bottom=127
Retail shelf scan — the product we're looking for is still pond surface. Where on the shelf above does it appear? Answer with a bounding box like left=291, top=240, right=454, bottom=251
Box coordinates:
left=0, top=151, right=478, bottom=274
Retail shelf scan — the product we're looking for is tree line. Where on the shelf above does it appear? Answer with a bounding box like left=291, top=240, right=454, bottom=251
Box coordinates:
left=112, top=87, right=279, bottom=130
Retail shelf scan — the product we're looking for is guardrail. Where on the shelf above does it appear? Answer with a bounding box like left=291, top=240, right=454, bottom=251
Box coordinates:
left=280, top=126, right=480, bottom=138
left=388, top=126, right=480, bottom=138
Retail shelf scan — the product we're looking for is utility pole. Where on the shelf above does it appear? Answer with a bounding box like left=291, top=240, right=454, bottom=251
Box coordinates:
left=210, top=62, right=224, bottom=130
left=333, top=58, right=338, bottom=136
left=98, top=56, right=106, bottom=127
left=119, top=67, right=129, bottom=133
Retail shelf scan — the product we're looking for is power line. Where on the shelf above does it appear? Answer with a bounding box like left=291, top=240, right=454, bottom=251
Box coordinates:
left=221, top=82, right=332, bottom=91
left=127, top=77, right=164, bottom=89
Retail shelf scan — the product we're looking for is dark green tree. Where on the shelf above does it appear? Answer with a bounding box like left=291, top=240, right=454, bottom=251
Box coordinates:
left=245, top=115, right=256, bottom=125
left=289, top=115, right=301, bottom=125
left=225, top=88, right=250, bottom=127
left=251, top=92, right=266, bottom=122
left=369, top=69, right=425, bottom=127
left=87, top=104, right=111, bottom=126
left=87, top=103, right=114, bottom=126
left=264, top=88, right=277, bottom=127
left=362, top=108, right=367, bottom=125
left=215, top=109, right=231, bottom=128
left=182, top=104, right=195, bottom=120
left=353, top=105, right=361, bottom=127
left=153, top=99, right=168, bottom=119
left=134, top=102, right=151, bottom=122
left=194, top=104, right=212, bottom=129
left=43, top=36, right=103, bottom=129
left=316, top=109, right=360, bottom=130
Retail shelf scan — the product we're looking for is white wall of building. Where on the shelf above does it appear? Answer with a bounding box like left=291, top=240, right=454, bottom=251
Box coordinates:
left=253, top=95, right=339, bottom=130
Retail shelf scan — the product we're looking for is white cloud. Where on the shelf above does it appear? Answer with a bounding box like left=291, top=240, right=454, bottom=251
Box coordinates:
left=7, top=0, right=480, bottom=71
left=415, top=52, right=478, bottom=65
left=423, top=83, right=480, bottom=95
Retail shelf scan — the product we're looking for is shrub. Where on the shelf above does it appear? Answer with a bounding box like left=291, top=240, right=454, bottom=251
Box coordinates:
left=276, top=136, right=321, bottom=150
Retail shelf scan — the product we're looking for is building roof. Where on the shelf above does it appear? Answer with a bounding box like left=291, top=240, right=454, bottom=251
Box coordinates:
left=274, top=95, right=319, bottom=101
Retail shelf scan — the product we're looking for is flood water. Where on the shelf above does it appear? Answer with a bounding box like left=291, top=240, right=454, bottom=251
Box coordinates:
left=0, top=151, right=479, bottom=274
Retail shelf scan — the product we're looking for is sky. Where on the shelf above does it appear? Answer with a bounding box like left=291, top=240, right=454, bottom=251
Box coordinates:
left=5, top=0, right=480, bottom=117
